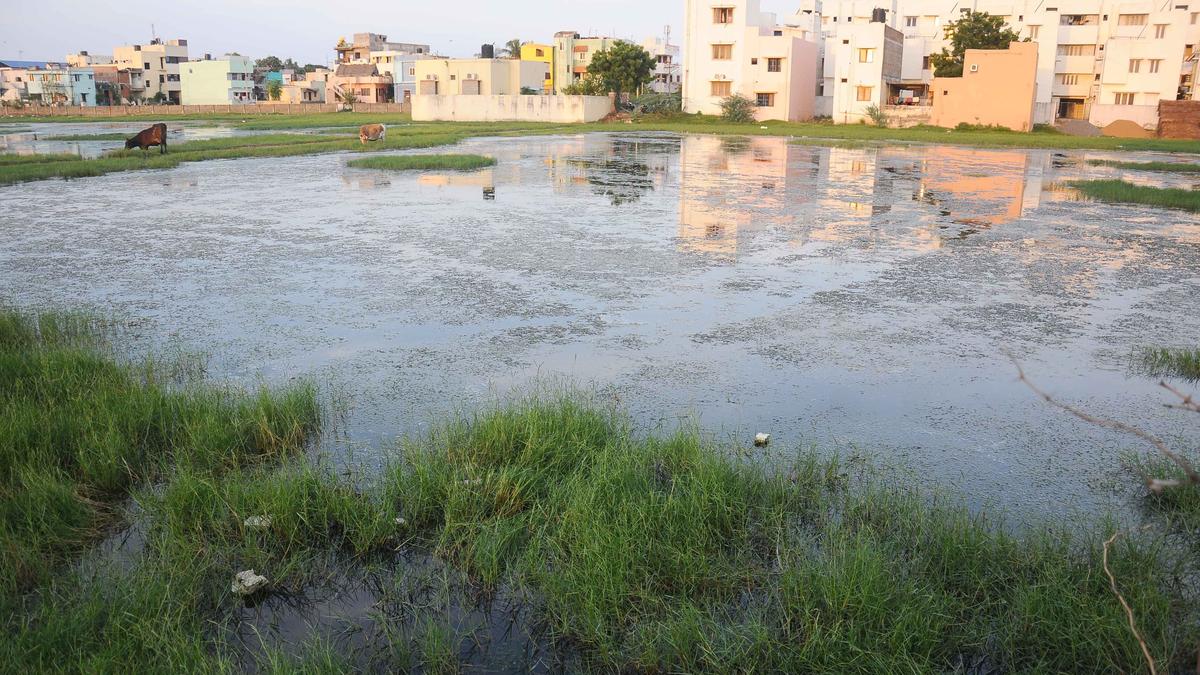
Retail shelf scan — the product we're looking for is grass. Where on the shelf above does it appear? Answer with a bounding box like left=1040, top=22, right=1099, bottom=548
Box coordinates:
left=1088, top=159, right=1200, bottom=173
left=2, top=309, right=1197, bottom=672
left=7, top=110, right=1200, bottom=152
left=1137, top=347, right=1200, bottom=382
left=346, top=154, right=496, bottom=171
left=1067, top=179, right=1200, bottom=212
left=0, top=123, right=565, bottom=186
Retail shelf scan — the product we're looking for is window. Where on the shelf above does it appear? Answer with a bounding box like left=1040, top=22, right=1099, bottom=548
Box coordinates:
left=713, top=7, right=733, bottom=24
left=1029, top=25, right=1040, bottom=39
left=1057, top=44, right=1095, bottom=56
left=536, top=48, right=544, bottom=57
left=712, top=44, right=733, bottom=60
left=711, top=80, right=731, bottom=96
left=1060, top=14, right=1098, bottom=25
left=905, top=16, right=917, bottom=27
left=1193, top=12, right=1199, bottom=24
left=767, top=57, right=782, bottom=72
left=858, top=48, right=875, bottom=63
left=756, top=92, right=775, bottom=106
left=751, top=57, right=758, bottom=64
left=450, top=74, right=456, bottom=80
left=1061, top=74, right=1079, bottom=85
left=1149, top=59, right=1162, bottom=73
left=1155, top=24, right=1168, bottom=38
left=1114, top=92, right=1135, bottom=105
left=1129, top=59, right=1142, bottom=73
left=856, top=85, right=872, bottom=101
left=1118, top=14, right=1148, bottom=25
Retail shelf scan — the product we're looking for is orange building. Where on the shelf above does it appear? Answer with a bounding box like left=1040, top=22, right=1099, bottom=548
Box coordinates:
left=930, top=42, right=1039, bottom=132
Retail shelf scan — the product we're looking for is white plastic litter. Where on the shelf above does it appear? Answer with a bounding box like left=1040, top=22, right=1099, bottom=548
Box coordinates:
left=243, top=515, right=272, bottom=529
left=754, top=433, right=771, bottom=447
left=461, top=478, right=483, bottom=486
left=231, top=570, right=269, bottom=597
left=395, top=517, right=408, bottom=526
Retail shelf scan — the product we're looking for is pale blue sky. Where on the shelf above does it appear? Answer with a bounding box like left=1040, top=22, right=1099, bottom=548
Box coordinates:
left=1, top=0, right=682, bottom=65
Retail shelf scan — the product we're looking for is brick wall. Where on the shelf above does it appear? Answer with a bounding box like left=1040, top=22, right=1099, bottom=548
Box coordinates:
left=1157, top=101, right=1200, bottom=139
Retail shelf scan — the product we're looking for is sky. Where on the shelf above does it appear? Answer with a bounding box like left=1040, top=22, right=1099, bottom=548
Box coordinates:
left=1, top=0, right=683, bottom=65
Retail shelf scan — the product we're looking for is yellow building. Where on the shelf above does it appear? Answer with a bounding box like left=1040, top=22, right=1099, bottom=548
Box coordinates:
left=520, top=43, right=554, bottom=93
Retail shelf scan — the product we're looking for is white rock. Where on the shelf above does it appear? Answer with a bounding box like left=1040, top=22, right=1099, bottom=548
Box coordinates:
left=231, top=570, right=269, bottom=597
left=243, top=515, right=272, bottom=529
left=754, top=433, right=771, bottom=447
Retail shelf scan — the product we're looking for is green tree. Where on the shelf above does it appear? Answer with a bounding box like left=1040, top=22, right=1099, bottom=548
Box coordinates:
left=266, top=80, right=283, bottom=101
left=719, top=94, right=756, bottom=123
left=586, top=40, right=656, bottom=104
left=502, top=39, right=524, bottom=58
left=931, top=11, right=1023, bottom=77
left=255, top=55, right=284, bottom=71
left=561, top=75, right=608, bottom=96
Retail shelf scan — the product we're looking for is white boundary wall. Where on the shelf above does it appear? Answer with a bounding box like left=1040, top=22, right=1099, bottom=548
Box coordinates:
left=412, top=95, right=613, bottom=123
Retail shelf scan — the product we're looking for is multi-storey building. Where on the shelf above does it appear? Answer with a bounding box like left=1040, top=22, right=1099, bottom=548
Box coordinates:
left=643, top=37, right=683, bottom=93
left=335, top=34, right=429, bottom=65
left=113, top=38, right=189, bottom=103
left=413, top=57, right=546, bottom=95
left=520, top=43, right=555, bottom=93
left=179, top=54, right=254, bottom=105
left=26, top=67, right=97, bottom=105
left=66, top=51, right=112, bottom=67
left=811, top=0, right=1200, bottom=127
left=91, top=64, right=147, bottom=104
left=682, top=1, right=821, bottom=121
left=553, top=32, right=622, bottom=90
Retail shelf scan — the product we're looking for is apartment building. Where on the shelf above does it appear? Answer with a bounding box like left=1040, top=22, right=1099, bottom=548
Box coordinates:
left=370, top=52, right=435, bottom=101
left=179, top=55, right=254, bottom=105
left=823, top=19, right=904, bottom=121
left=91, top=64, right=147, bottom=104
left=553, top=32, right=622, bottom=90
left=336, top=34, right=429, bottom=65
left=413, top=58, right=545, bottom=95
left=329, top=63, right=392, bottom=103
left=66, top=51, right=112, bottom=67
left=26, top=67, right=97, bottom=105
left=520, top=43, right=555, bottom=93
left=643, top=37, right=683, bottom=93
left=682, top=1, right=821, bottom=121
left=812, top=0, right=1200, bottom=128
left=113, top=38, right=189, bottom=103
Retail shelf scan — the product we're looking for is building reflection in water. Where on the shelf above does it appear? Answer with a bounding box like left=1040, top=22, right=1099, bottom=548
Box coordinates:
left=677, top=135, right=1049, bottom=257
left=547, top=136, right=676, bottom=205
left=418, top=169, right=496, bottom=201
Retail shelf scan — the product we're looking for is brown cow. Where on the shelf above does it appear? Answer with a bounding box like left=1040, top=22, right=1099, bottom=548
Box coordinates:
left=359, top=124, right=387, bottom=145
left=125, top=123, right=168, bottom=155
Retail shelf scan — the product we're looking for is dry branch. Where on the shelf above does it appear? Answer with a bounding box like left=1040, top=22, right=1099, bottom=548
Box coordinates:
left=1160, top=381, right=1200, bottom=415
left=1010, top=357, right=1200, bottom=492
left=1103, top=532, right=1157, bottom=675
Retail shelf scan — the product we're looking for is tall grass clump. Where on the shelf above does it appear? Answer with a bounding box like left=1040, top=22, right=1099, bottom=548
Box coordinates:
left=1088, top=159, right=1200, bottom=173
left=1068, top=179, right=1200, bottom=212
left=1137, top=347, right=1200, bottom=382
left=388, top=396, right=1197, bottom=672
left=347, top=154, right=496, bottom=171
left=0, top=307, right=321, bottom=597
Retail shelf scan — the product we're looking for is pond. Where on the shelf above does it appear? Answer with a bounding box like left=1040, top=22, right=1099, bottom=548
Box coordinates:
left=2, top=130, right=1198, bottom=522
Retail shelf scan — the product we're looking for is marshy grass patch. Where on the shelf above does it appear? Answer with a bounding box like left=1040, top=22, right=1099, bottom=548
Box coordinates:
left=1136, top=346, right=1200, bottom=382
left=346, top=154, right=496, bottom=172
left=1067, top=179, right=1200, bottom=212
left=1088, top=159, right=1200, bottom=173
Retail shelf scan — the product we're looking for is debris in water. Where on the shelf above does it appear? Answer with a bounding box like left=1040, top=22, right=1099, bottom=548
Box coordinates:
left=244, top=515, right=272, bottom=529
left=231, top=570, right=269, bottom=597
left=754, top=433, right=771, bottom=447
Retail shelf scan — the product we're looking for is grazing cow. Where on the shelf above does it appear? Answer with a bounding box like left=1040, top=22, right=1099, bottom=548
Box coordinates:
left=359, top=124, right=386, bottom=145
left=125, top=123, right=168, bottom=155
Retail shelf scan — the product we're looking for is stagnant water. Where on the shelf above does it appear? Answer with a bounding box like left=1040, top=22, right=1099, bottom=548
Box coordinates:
left=2, top=130, right=1199, bottom=522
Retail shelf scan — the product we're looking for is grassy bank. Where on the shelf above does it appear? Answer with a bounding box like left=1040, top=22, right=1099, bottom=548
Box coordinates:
left=3, top=309, right=1197, bottom=672
left=1138, top=347, right=1200, bottom=382
left=346, top=154, right=496, bottom=171
left=1088, top=159, right=1200, bottom=173
left=8, top=110, right=1200, bottom=153
left=1068, top=179, right=1200, bottom=212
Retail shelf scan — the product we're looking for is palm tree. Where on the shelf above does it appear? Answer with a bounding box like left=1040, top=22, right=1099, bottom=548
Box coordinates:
left=503, top=39, right=524, bottom=58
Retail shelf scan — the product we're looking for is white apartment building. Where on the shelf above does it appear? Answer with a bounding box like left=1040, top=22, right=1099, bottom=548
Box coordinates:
left=113, top=38, right=189, bottom=103
left=682, top=1, right=821, bottom=121
left=823, top=20, right=904, bottom=121
left=811, top=0, right=1200, bottom=127
left=643, top=37, right=683, bottom=93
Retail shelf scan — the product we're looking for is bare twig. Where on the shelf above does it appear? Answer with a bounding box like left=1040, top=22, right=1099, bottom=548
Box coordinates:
left=1103, top=532, right=1157, bottom=675
left=1010, top=357, right=1200, bottom=492
left=1159, top=381, right=1200, bottom=415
